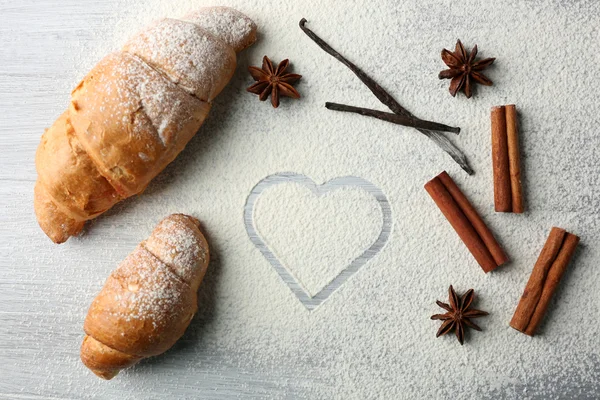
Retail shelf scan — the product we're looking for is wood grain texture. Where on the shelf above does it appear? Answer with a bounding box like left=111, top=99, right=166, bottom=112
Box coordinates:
left=0, top=2, right=312, bottom=397
left=2, top=1, right=600, bottom=399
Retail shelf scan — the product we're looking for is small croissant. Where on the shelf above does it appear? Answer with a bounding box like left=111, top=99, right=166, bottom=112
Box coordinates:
left=80, top=214, right=209, bottom=379
left=34, top=7, right=257, bottom=243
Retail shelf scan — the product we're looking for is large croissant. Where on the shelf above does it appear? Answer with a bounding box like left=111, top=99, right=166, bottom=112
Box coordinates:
left=34, top=7, right=257, bottom=243
left=81, top=214, right=209, bottom=379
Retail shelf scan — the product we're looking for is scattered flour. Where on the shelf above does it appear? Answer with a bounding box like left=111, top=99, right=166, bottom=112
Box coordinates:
left=123, top=18, right=237, bottom=102
left=253, top=183, right=383, bottom=297
left=107, top=244, right=188, bottom=325
left=143, top=214, right=208, bottom=289
left=90, top=215, right=205, bottom=330
left=4, top=0, right=600, bottom=399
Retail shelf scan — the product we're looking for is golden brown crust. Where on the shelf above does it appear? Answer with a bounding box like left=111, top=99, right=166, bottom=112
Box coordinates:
left=83, top=244, right=198, bottom=357
left=183, top=7, right=258, bottom=53
left=144, top=213, right=209, bottom=291
left=80, top=335, right=142, bottom=380
left=33, top=182, right=85, bottom=244
left=124, top=18, right=237, bottom=102
left=35, top=112, right=121, bottom=221
left=69, top=52, right=211, bottom=197
left=81, top=214, right=209, bottom=378
left=34, top=8, right=256, bottom=243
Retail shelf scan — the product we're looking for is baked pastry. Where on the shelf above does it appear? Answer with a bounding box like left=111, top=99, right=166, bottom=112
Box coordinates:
left=80, top=214, right=209, bottom=379
left=34, top=7, right=257, bottom=243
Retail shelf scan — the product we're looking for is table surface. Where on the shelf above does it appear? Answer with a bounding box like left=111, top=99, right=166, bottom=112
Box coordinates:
left=2, top=1, right=600, bottom=399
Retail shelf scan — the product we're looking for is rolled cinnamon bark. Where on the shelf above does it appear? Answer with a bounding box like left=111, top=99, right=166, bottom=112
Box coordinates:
left=505, top=105, right=524, bottom=213
left=437, top=172, right=509, bottom=267
left=425, top=171, right=508, bottom=273
left=510, top=227, right=580, bottom=336
left=491, top=104, right=524, bottom=213
left=491, top=106, right=512, bottom=212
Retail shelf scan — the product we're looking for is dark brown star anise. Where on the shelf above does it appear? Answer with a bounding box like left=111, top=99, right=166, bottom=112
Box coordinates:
left=438, top=40, right=495, bottom=98
left=431, top=285, right=489, bottom=345
left=247, top=56, right=302, bottom=108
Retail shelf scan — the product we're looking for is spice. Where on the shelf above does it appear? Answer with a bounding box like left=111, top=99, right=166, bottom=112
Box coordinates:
left=325, top=102, right=460, bottom=134
left=438, top=39, right=495, bottom=98
left=299, top=18, right=473, bottom=175
left=247, top=56, right=301, bottom=108
left=510, top=227, right=580, bottom=336
left=424, top=171, right=508, bottom=273
left=431, top=285, right=489, bottom=345
left=505, top=105, right=523, bottom=213
left=491, top=105, right=524, bottom=213
left=491, top=106, right=512, bottom=212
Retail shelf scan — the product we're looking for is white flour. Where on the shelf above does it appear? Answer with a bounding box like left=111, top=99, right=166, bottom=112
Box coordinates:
left=254, top=183, right=383, bottom=297
left=4, top=0, right=600, bottom=399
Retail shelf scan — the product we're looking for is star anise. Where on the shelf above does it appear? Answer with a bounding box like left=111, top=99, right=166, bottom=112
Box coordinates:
left=431, top=285, right=489, bottom=345
left=247, top=56, right=302, bottom=108
left=438, top=40, right=495, bottom=98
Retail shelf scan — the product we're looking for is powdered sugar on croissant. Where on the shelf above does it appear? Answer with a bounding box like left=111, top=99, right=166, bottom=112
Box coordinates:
left=34, top=7, right=256, bottom=243
left=81, top=214, right=209, bottom=380
left=124, top=18, right=237, bottom=102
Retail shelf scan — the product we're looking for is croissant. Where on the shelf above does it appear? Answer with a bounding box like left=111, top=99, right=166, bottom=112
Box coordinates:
left=80, top=214, right=209, bottom=379
left=34, top=7, right=257, bottom=243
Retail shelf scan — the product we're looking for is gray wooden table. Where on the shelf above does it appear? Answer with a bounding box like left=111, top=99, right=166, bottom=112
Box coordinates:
left=0, top=2, right=292, bottom=398
left=2, top=1, right=600, bottom=399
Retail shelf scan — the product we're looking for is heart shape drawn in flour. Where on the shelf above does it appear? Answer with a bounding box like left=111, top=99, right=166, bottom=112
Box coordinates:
left=244, top=173, right=392, bottom=310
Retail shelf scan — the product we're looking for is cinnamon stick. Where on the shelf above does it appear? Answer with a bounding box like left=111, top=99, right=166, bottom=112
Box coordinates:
left=491, top=106, right=512, bottom=212
left=491, top=104, right=524, bottom=213
left=505, top=105, right=524, bottom=213
left=437, top=172, right=509, bottom=267
left=510, top=227, right=580, bottom=336
left=425, top=171, right=508, bottom=273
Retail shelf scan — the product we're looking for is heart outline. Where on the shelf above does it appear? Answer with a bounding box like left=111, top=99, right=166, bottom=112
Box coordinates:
left=244, top=173, right=392, bottom=310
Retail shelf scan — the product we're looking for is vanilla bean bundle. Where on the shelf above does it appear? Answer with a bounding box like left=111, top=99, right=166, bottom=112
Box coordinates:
left=325, top=103, right=460, bottom=134
left=299, top=19, right=473, bottom=175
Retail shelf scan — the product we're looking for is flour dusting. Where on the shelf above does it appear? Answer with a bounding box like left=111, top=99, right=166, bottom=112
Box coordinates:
left=4, top=0, right=600, bottom=399
left=123, top=18, right=237, bottom=102
left=107, top=245, right=188, bottom=324
left=144, top=214, right=208, bottom=289
left=254, top=183, right=383, bottom=297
